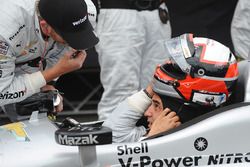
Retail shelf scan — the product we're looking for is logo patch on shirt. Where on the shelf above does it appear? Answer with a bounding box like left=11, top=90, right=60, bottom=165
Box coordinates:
left=0, top=90, right=25, bottom=100
left=0, top=41, right=9, bottom=55
left=9, top=24, right=26, bottom=41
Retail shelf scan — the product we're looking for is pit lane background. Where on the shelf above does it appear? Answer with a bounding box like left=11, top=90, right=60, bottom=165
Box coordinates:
left=0, top=48, right=101, bottom=125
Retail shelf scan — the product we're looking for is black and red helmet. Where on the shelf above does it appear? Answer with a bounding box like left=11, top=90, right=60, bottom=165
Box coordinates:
left=152, top=33, right=239, bottom=107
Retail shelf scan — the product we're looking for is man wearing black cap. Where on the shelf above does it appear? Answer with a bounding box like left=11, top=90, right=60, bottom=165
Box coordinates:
left=96, top=0, right=171, bottom=121
left=0, top=0, right=99, bottom=113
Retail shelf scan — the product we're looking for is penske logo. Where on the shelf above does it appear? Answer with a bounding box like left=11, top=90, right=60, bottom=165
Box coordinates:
left=58, top=134, right=99, bottom=145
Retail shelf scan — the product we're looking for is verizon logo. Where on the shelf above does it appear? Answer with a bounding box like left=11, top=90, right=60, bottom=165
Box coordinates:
left=58, top=134, right=99, bottom=145
left=72, top=16, right=87, bottom=26
left=0, top=90, right=25, bottom=100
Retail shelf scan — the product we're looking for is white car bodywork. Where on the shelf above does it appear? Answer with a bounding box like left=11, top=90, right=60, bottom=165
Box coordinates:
left=0, top=60, right=249, bottom=167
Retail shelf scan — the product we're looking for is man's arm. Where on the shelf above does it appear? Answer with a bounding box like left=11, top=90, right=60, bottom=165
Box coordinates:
left=0, top=35, right=86, bottom=106
left=103, top=90, right=152, bottom=143
left=42, top=50, right=86, bottom=82
left=0, top=34, right=46, bottom=106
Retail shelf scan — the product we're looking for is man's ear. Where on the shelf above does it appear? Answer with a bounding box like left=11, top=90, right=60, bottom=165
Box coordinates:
left=39, top=20, right=51, bottom=36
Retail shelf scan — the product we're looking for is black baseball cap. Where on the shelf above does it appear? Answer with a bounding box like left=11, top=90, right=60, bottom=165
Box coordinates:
left=38, top=0, right=99, bottom=50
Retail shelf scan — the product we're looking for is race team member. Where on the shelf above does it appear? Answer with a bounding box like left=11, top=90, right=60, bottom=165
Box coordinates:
left=231, top=0, right=250, bottom=59
left=96, top=0, right=171, bottom=120
left=103, top=34, right=239, bottom=143
left=0, top=0, right=99, bottom=112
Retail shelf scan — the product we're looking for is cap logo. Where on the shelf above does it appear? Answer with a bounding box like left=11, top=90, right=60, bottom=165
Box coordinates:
left=72, top=15, right=87, bottom=26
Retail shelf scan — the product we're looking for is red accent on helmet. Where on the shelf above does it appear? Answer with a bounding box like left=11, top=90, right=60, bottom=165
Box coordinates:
left=154, top=66, right=231, bottom=101
left=152, top=33, right=239, bottom=107
left=225, top=63, right=239, bottom=78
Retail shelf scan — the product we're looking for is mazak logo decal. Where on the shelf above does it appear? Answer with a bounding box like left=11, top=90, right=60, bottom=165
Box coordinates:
left=0, top=90, right=25, bottom=100
left=58, top=134, right=98, bottom=145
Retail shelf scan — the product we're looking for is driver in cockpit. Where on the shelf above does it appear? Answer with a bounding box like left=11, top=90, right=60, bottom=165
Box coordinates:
left=103, top=33, right=239, bottom=143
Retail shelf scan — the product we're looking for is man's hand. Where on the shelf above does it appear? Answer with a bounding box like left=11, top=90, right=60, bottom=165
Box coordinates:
left=41, top=85, right=63, bottom=113
left=55, top=50, right=87, bottom=74
left=147, top=108, right=181, bottom=137
left=42, top=50, right=87, bottom=82
left=54, top=93, right=63, bottom=113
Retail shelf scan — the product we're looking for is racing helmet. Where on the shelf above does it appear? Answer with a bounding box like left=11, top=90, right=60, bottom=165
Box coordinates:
left=152, top=33, right=239, bottom=108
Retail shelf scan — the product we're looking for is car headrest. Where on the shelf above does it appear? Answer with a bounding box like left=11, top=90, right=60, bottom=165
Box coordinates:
left=231, top=60, right=250, bottom=103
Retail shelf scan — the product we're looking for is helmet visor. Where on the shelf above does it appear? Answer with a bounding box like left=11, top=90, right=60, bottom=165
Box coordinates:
left=164, top=35, right=192, bottom=75
left=160, top=63, right=187, bottom=80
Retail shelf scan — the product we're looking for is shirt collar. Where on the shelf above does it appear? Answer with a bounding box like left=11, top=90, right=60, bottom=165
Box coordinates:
left=34, top=12, right=46, bottom=42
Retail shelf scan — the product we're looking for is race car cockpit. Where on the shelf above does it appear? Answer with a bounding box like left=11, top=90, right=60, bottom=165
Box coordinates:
left=145, top=59, right=250, bottom=139
left=1, top=60, right=249, bottom=167
left=53, top=60, right=250, bottom=167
